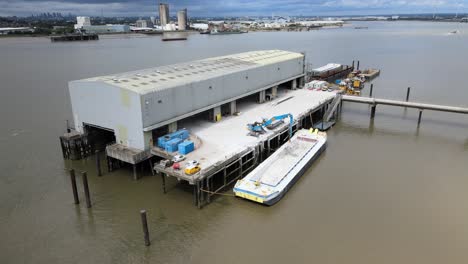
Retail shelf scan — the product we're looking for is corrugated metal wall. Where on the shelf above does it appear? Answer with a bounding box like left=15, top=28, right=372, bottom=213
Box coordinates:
left=141, top=56, right=304, bottom=128
left=69, top=81, right=145, bottom=149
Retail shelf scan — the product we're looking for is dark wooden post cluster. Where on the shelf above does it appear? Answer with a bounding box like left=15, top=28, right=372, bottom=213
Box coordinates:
left=68, top=169, right=92, bottom=208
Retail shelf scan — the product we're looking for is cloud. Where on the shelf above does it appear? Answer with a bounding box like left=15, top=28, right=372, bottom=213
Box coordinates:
left=0, top=0, right=466, bottom=17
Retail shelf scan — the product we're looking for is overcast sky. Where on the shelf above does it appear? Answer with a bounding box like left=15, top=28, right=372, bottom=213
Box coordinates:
left=0, top=0, right=467, bottom=17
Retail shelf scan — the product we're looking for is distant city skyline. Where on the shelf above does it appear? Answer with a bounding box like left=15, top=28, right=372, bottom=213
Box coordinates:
left=0, top=0, right=467, bottom=17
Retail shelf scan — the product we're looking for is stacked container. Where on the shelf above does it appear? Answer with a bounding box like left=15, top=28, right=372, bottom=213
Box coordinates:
left=157, top=129, right=189, bottom=149
left=178, top=140, right=194, bottom=155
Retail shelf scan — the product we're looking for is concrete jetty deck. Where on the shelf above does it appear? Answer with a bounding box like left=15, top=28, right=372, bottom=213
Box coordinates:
left=152, top=89, right=337, bottom=185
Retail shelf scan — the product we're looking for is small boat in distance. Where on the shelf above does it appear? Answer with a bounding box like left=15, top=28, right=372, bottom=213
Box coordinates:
left=209, top=29, right=247, bottom=35
left=234, top=129, right=327, bottom=205
left=162, top=37, right=187, bottom=41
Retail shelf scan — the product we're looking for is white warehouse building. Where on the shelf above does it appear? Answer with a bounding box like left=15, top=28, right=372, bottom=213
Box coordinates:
left=69, top=50, right=305, bottom=153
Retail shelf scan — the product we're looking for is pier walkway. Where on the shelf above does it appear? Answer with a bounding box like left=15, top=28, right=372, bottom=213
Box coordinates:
left=342, top=95, right=468, bottom=114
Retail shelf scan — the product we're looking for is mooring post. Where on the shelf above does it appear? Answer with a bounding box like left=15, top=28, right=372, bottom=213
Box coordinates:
left=69, top=169, right=79, bottom=204
left=370, top=104, right=376, bottom=119
left=406, top=87, right=411, bottom=102
left=357, top=60, right=360, bottom=71
left=95, top=150, right=102, bottom=176
left=370, top=83, right=374, bottom=97
left=140, top=210, right=150, bottom=246
left=352, top=60, right=355, bottom=68
left=418, top=109, right=423, bottom=125
left=81, top=171, right=92, bottom=208
left=161, top=173, right=166, bottom=194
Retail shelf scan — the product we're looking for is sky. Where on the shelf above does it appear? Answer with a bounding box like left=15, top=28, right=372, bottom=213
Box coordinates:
left=0, top=0, right=467, bottom=17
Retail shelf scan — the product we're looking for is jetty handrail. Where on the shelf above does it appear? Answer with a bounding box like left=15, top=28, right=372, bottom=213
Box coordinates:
left=342, top=95, right=468, bottom=114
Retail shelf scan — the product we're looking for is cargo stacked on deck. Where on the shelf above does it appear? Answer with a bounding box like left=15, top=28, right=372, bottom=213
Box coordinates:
left=311, top=63, right=343, bottom=79
left=157, top=129, right=189, bottom=149
left=165, top=138, right=184, bottom=152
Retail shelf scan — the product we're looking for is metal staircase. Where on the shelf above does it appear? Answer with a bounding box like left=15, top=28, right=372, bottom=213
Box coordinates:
left=323, top=94, right=342, bottom=122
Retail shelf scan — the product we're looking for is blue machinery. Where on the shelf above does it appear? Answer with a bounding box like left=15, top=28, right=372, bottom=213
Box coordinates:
left=247, top=113, right=294, bottom=138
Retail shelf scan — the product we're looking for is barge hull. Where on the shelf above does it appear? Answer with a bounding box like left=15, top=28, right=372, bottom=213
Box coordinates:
left=234, top=129, right=327, bottom=206
left=263, top=141, right=326, bottom=206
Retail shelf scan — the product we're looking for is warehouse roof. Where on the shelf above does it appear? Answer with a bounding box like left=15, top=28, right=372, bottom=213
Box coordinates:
left=80, top=50, right=304, bottom=94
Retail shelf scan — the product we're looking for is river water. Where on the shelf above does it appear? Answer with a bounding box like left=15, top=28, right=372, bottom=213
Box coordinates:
left=1, top=21, right=467, bottom=263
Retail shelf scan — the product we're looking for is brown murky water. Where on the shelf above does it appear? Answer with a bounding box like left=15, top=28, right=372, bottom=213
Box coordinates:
left=1, top=21, right=467, bottom=263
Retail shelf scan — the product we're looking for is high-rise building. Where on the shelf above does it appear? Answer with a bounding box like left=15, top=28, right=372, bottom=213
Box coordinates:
left=159, top=3, right=170, bottom=26
left=177, top=9, right=188, bottom=30
left=74, top=16, right=91, bottom=30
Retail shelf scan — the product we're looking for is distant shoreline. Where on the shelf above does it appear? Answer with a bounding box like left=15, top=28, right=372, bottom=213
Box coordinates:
left=1, top=19, right=466, bottom=40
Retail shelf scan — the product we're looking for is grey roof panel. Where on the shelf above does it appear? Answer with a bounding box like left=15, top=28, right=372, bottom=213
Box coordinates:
left=81, top=50, right=304, bottom=94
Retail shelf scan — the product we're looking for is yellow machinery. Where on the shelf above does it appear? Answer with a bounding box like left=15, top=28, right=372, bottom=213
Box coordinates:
left=215, top=113, right=222, bottom=122
left=353, top=79, right=362, bottom=89
left=185, top=165, right=201, bottom=175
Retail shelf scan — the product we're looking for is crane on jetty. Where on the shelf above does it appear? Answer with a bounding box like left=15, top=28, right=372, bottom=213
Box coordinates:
left=247, top=113, right=294, bottom=138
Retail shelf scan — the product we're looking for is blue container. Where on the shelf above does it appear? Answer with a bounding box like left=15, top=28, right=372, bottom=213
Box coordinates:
left=164, top=138, right=183, bottom=152
left=171, top=129, right=189, bottom=140
left=157, top=135, right=171, bottom=148
left=158, top=129, right=189, bottom=148
left=178, top=140, right=194, bottom=155
left=157, top=129, right=189, bottom=149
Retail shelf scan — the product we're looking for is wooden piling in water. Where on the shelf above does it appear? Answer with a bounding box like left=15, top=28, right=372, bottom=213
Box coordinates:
left=370, top=104, right=376, bottom=119
left=140, top=210, right=150, bottom=246
left=357, top=60, right=360, bottom=70
left=69, top=169, right=79, bottom=204
left=161, top=173, right=166, bottom=194
left=406, top=87, right=411, bottom=102
left=370, top=84, right=374, bottom=97
left=193, top=184, right=197, bottom=206
left=418, top=109, right=423, bottom=125
left=81, top=171, right=92, bottom=208
left=197, top=181, right=201, bottom=209
left=95, top=150, right=102, bottom=176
